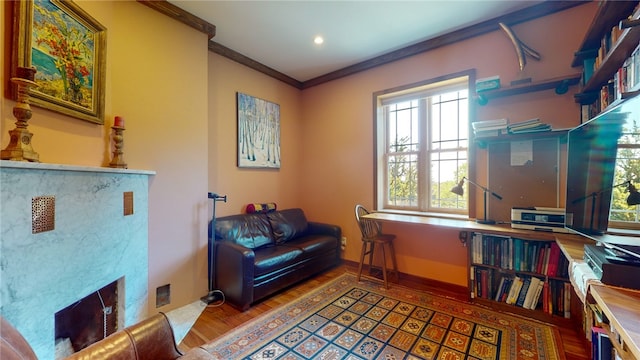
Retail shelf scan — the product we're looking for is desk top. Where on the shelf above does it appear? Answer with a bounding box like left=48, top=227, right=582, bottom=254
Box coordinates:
left=589, top=284, right=640, bottom=359
left=554, top=234, right=594, bottom=263
left=363, top=212, right=561, bottom=240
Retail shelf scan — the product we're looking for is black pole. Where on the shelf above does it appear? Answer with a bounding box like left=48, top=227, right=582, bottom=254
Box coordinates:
left=201, top=192, right=226, bottom=305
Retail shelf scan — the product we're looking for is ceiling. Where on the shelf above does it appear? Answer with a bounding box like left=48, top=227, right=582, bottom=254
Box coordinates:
left=167, top=1, right=547, bottom=83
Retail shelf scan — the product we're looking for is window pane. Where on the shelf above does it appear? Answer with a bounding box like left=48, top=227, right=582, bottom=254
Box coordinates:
left=431, top=152, right=467, bottom=209
left=610, top=147, right=640, bottom=223
left=388, top=101, right=419, bottom=153
left=431, top=91, right=468, bottom=150
left=387, top=154, right=418, bottom=207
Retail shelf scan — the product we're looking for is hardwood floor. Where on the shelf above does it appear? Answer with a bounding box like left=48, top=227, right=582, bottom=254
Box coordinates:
left=179, top=264, right=590, bottom=359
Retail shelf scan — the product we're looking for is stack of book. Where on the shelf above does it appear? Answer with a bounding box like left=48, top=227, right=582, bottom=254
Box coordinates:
left=472, top=118, right=508, bottom=138
left=507, top=118, right=551, bottom=134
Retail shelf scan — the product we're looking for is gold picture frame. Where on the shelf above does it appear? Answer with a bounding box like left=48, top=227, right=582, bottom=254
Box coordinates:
left=12, top=0, right=106, bottom=124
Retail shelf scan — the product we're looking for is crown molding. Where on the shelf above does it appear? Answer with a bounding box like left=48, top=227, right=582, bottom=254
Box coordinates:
left=137, top=0, right=216, bottom=40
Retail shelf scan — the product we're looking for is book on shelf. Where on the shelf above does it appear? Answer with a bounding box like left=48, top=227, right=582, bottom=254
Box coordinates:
left=515, top=276, right=532, bottom=307
left=547, top=242, right=561, bottom=277
left=529, top=277, right=545, bottom=310
left=563, top=282, right=571, bottom=318
left=495, top=276, right=513, bottom=303
left=523, top=277, right=543, bottom=309
left=543, top=280, right=550, bottom=314
left=494, top=276, right=506, bottom=302
left=506, top=276, right=523, bottom=305
left=542, top=245, right=551, bottom=275
left=591, top=326, right=613, bottom=360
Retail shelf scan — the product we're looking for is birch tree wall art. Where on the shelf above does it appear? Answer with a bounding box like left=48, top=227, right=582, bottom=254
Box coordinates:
left=237, top=92, right=281, bottom=169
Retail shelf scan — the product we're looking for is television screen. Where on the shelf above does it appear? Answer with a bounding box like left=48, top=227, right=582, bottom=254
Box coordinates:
left=565, top=95, right=640, bottom=240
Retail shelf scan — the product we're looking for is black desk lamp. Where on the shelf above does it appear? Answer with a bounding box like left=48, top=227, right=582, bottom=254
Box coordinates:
left=572, top=180, right=640, bottom=234
left=451, top=176, right=503, bottom=224
left=625, top=181, right=640, bottom=206
left=201, top=192, right=227, bottom=305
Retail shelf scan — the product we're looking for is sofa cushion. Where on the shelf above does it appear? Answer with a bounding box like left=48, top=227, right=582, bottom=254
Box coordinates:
left=285, top=235, right=339, bottom=257
left=215, top=214, right=274, bottom=249
left=253, top=246, right=304, bottom=277
left=267, top=208, right=309, bottom=244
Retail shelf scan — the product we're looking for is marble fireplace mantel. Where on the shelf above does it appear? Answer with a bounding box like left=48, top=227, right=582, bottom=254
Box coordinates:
left=0, top=161, right=155, bottom=359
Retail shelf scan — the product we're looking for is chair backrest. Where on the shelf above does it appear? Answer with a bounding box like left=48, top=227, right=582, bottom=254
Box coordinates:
left=355, top=204, right=382, bottom=240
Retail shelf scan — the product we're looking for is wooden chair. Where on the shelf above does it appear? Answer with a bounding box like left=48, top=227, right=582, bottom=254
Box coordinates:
left=354, top=205, right=398, bottom=288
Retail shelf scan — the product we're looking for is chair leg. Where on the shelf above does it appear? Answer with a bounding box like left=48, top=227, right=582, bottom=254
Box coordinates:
left=381, top=243, right=388, bottom=289
left=388, top=241, right=399, bottom=281
left=357, top=241, right=367, bottom=282
left=368, top=242, right=375, bottom=274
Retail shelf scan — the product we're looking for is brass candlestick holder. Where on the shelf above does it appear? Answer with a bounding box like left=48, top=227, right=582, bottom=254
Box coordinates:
left=109, top=126, right=127, bottom=168
left=1, top=67, right=40, bottom=162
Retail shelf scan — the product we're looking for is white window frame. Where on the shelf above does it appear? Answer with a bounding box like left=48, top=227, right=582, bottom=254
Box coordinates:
left=374, top=71, right=474, bottom=216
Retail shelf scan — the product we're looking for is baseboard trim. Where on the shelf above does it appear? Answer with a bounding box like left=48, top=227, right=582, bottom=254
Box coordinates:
left=342, top=259, right=468, bottom=300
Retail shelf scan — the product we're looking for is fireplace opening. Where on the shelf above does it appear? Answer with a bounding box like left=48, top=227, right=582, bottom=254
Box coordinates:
left=54, top=280, right=119, bottom=358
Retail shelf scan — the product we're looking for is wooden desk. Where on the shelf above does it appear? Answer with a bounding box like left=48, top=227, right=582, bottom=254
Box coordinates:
left=555, top=235, right=640, bottom=359
left=362, top=212, right=560, bottom=241
left=589, top=284, right=640, bottom=360
left=555, top=234, right=594, bottom=263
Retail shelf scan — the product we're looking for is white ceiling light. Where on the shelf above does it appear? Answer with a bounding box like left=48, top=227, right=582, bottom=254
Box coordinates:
left=313, top=36, right=324, bottom=45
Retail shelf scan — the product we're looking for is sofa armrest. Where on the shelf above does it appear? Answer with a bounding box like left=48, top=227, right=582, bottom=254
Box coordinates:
left=65, top=313, right=181, bottom=360
left=215, top=241, right=256, bottom=310
left=307, top=222, right=341, bottom=240
left=127, top=312, right=183, bottom=360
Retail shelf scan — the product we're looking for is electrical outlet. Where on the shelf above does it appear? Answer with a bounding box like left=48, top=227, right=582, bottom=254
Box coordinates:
left=341, top=236, right=347, bottom=249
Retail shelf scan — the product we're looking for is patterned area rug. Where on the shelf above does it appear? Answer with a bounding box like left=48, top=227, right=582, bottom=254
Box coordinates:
left=200, top=273, right=565, bottom=360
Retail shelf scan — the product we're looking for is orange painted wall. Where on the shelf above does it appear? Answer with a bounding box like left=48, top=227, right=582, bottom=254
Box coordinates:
left=298, top=4, right=597, bottom=286
left=207, top=54, right=303, bottom=217
left=1, top=1, right=210, bottom=314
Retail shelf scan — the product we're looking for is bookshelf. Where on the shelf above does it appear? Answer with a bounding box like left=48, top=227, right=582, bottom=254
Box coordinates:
left=469, top=232, right=573, bottom=324
left=573, top=1, right=640, bottom=119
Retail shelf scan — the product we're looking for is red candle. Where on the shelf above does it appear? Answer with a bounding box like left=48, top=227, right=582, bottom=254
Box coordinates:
left=16, top=66, right=36, bottom=81
left=114, top=116, right=125, bottom=128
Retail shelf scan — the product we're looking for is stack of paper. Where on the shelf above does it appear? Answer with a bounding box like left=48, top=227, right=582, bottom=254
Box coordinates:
left=507, top=118, right=552, bottom=134
left=472, top=118, right=508, bottom=138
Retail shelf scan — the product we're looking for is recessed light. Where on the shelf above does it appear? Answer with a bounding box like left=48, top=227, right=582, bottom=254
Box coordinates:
left=314, top=36, right=324, bottom=45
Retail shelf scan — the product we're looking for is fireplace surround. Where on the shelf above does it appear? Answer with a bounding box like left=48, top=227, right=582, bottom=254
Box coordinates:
left=0, top=161, right=154, bottom=359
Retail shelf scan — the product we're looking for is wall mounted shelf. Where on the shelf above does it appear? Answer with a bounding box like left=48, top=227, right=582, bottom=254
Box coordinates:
left=475, top=128, right=569, bottom=148
left=476, top=74, right=581, bottom=105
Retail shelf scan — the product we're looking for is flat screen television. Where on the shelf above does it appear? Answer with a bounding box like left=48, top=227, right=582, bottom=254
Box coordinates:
left=565, top=94, right=640, bottom=259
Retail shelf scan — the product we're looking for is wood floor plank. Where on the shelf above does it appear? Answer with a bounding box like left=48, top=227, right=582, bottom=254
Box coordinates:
left=179, top=264, right=589, bottom=359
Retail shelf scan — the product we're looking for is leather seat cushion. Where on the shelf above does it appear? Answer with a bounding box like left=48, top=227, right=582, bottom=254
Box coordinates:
left=215, top=213, right=274, bottom=249
left=285, top=235, right=338, bottom=257
left=254, top=246, right=304, bottom=276
left=267, top=208, right=309, bottom=244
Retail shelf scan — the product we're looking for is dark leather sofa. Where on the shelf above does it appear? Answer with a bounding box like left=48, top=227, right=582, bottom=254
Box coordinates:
left=213, top=208, right=341, bottom=310
left=1, top=313, right=214, bottom=359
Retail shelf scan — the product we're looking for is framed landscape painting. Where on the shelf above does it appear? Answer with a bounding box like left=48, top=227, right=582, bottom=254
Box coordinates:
left=237, top=92, right=281, bottom=169
left=12, top=0, right=106, bottom=124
